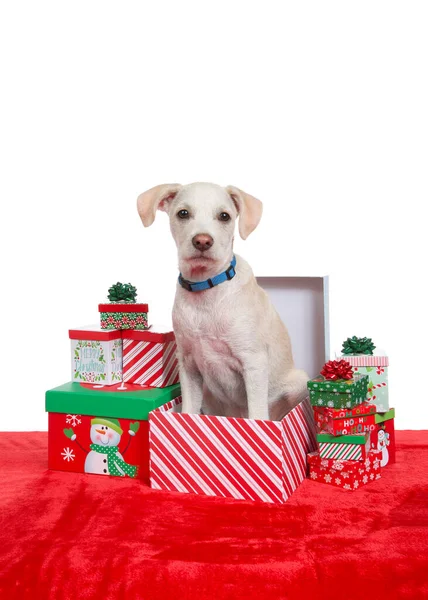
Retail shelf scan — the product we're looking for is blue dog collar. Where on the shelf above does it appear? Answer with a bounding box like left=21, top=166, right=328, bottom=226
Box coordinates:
left=178, top=256, right=237, bottom=292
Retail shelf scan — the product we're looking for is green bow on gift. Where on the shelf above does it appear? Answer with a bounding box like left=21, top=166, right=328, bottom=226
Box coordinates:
left=107, top=282, right=137, bottom=303
left=342, top=336, right=376, bottom=355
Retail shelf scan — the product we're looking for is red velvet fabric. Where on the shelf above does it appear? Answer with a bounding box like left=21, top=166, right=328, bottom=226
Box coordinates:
left=0, top=431, right=427, bottom=599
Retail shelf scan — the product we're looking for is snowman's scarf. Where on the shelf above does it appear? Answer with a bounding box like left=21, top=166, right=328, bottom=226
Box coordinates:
left=90, top=444, right=138, bottom=478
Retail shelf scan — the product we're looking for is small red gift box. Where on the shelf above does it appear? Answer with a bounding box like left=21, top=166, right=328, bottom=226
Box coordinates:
left=122, top=327, right=179, bottom=388
left=99, top=303, right=149, bottom=330
left=314, top=402, right=377, bottom=436
left=307, top=450, right=382, bottom=491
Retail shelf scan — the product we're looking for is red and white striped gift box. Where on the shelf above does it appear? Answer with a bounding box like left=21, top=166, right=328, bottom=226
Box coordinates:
left=149, top=398, right=317, bottom=504
left=153, top=395, right=183, bottom=414
left=340, top=355, right=389, bottom=367
left=122, top=329, right=179, bottom=388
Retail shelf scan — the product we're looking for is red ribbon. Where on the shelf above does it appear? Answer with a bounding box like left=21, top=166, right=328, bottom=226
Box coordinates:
left=320, top=359, right=354, bottom=381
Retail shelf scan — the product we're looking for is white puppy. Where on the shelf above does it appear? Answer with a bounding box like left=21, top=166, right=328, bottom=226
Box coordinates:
left=137, top=182, right=308, bottom=421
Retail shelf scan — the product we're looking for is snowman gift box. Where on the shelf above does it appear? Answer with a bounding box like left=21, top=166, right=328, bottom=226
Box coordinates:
left=69, top=326, right=123, bottom=385
left=46, top=381, right=181, bottom=483
left=370, top=408, right=396, bottom=466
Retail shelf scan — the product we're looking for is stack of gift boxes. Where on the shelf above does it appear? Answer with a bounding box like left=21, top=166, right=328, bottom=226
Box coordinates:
left=45, top=282, right=318, bottom=503
left=45, top=283, right=181, bottom=483
left=307, top=336, right=395, bottom=491
left=46, top=286, right=393, bottom=501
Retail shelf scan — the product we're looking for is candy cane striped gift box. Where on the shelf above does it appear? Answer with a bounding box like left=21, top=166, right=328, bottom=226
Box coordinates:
left=340, top=353, right=389, bottom=413
left=317, top=432, right=371, bottom=461
left=123, top=328, right=179, bottom=388
left=149, top=398, right=317, bottom=504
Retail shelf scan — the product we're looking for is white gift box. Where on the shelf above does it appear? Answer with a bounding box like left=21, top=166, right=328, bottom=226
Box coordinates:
left=69, top=325, right=122, bottom=386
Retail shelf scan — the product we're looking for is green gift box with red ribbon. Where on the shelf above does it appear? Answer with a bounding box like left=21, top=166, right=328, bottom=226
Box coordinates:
left=307, top=373, right=368, bottom=409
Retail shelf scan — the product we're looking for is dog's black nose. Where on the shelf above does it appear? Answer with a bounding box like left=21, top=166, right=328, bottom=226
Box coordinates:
left=192, top=234, right=214, bottom=252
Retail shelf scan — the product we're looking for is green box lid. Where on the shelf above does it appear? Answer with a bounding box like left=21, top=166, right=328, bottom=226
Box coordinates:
left=45, top=382, right=181, bottom=421
left=307, top=373, right=368, bottom=394
left=375, top=408, right=395, bottom=424
left=317, top=432, right=369, bottom=445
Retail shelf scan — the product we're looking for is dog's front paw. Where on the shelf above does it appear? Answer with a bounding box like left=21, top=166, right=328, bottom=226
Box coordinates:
left=248, top=405, right=270, bottom=421
left=180, top=396, right=194, bottom=415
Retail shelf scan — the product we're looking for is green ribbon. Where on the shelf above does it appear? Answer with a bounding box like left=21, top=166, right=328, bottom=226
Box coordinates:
left=342, top=336, right=376, bottom=355
left=90, top=444, right=138, bottom=478
left=107, top=282, right=137, bottom=303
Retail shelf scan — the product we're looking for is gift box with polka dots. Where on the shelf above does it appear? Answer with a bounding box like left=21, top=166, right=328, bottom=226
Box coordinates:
left=307, top=373, right=368, bottom=409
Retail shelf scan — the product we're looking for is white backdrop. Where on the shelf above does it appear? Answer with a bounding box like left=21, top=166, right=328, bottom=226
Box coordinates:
left=0, top=1, right=427, bottom=430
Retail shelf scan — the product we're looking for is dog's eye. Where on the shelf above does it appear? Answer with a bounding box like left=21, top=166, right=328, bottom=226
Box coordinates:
left=219, top=212, right=230, bottom=222
left=177, top=209, right=189, bottom=219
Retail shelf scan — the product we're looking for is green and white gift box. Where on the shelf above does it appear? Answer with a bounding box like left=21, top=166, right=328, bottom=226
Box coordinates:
left=317, top=431, right=371, bottom=461
left=69, top=326, right=122, bottom=385
left=307, top=374, right=368, bottom=409
left=340, top=353, right=389, bottom=413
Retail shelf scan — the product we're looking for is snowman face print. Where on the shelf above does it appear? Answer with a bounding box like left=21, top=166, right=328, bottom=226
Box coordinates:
left=377, top=428, right=390, bottom=467
left=90, top=424, right=121, bottom=447
left=377, top=429, right=386, bottom=449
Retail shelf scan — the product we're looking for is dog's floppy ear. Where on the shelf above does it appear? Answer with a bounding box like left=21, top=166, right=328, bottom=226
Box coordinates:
left=226, top=186, right=263, bottom=240
left=137, top=184, right=182, bottom=227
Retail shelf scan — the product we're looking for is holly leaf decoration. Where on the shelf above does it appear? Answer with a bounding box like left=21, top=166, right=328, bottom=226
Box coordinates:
left=130, top=422, right=140, bottom=434
left=63, top=428, right=74, bottom=439
left=342, top=336, right=376, bottom=355
left=107, top=282, right=137, bottom=303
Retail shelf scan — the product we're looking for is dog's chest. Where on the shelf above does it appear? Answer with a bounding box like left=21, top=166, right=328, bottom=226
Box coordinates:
left=190, top=332, right=244, bottom=403
left=174, top=301, right=243, bottom=381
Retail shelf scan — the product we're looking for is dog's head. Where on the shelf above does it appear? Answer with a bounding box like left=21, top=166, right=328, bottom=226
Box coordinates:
left=137, top=182, right=263, bottom=281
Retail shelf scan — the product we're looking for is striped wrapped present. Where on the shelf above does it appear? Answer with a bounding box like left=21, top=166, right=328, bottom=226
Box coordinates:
left=123, top=327, right=179, bottom=388
left=153, top=395, right=183, bottom=414
left=148, top=397, right=317, bottom=504
left=317, top=432, right=371, bottom=461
